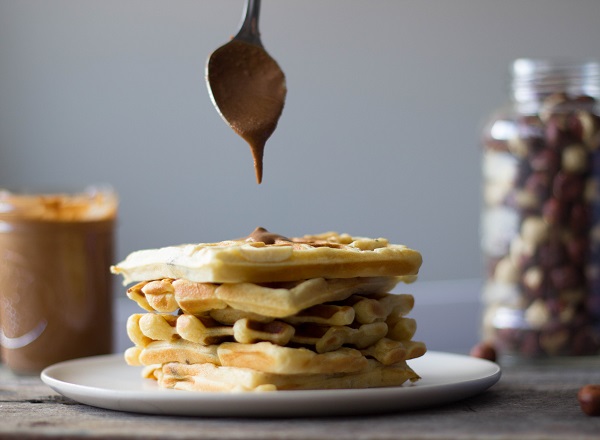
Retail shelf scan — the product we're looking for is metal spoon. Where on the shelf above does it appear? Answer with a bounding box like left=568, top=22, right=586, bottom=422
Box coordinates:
left=206, top=0, right=286, bottom=184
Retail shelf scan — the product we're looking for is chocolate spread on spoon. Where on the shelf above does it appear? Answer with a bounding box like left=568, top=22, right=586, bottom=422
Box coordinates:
left=207, top=40, right=286, bottom=184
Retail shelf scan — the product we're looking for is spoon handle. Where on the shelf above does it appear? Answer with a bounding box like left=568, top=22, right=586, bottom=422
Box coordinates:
left=235, top=0, right=262, bottom=47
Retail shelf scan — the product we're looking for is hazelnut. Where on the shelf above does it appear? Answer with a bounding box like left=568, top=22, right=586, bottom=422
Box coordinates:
left=470, top=341, right=497, bottom=362
left=523, top=265, right=544, bottom=296
left=530, top=149, right=560, bottom=173
left=513, top=189, right=542, bottom=210
left=509, top=236, right=536, bottom=268
left=507, top=136, right=530, bottom=158
left=524, top=299, right=551, bottom=330
left=542, top=198, right=569, bottom=226
left=517, top=115, right=545, bottom=138
left=550, top=265, right=583, bottom=290
left=544, top=114, right=570, bottom=149
left=558, top=304, right=576, bottom=324
left=494, top=257, right=520, bottom=284
left=569, top=203, right=590, bottom=234
left=572, top=95, right=597, bottom=112
left=578, top=384, right=600, bottom=416
left=562, top=144, right=589, bottom=174
left=538, top=240, right=567, bottom=268
left=573, top=111, right=600, bottom=150
left=553, top=172, right=585, bottom=202
left=521, top=216, right=550, bottom=247
left=540, top=93, right=570, bottom=124
left=484, top=181, right=512, bottom=206
left=565, top=237, right=589, bottom=266
left=525, top=172, right=552, bottom=199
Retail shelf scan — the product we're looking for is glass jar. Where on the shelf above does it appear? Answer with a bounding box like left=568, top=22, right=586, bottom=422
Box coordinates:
left=481, top=59, right=600, bottom=360
left=0, top=186, right=117, bottom=374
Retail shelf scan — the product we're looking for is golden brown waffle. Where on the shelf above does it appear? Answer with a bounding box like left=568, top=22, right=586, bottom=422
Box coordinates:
left=125, top=339, right=219, bottom=366
left=127, top=339, right=371, bottom=374
left=290, top=322, right=389, bottom=352
left=218, top=342, right=369, bottom=374
left=126, top=276, right=402, bottom=318
left=111, top=231, right=422, bottom=284
left=360, top=338, right=426, bottom=365
left=148, top=359, right=420, bottom=392
left=282, top=304, right=355, bottom=326
left=387, top=316, right=417, bottom=341
left=114, top=230, right=426, bottom=392
left=205, top=304, right=356, bottom=327
left=126, top=322, right=426, bottom=369
left=125, top=289, right=418, bottom=351
left=208, top=307, right=275, bottom=325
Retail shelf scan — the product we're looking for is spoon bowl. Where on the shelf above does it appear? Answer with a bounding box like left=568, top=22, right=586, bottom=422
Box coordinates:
left=206, top=0, right=286, bottom=184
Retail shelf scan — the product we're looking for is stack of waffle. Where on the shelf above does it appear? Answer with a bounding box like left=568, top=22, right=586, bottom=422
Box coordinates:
left=111, top=228, right=425, bottom=392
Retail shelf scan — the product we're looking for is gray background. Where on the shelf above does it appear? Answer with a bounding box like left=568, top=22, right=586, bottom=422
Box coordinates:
left=1, top=0, right=600, bottom=284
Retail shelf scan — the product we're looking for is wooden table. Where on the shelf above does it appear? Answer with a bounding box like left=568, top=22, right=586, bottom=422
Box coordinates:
left=2, top=356, right=600, bottom=439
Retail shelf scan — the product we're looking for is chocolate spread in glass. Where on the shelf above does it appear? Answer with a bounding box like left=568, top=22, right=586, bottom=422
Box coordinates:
left=207, top=40, right=286, bottom=184
left=0, top=190, right=117, bottom=374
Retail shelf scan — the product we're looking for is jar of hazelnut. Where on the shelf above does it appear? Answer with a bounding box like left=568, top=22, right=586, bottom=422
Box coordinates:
left=481, top=58, right=600, bottom=361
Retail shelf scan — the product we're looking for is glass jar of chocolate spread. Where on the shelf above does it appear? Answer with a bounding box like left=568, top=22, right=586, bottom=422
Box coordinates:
left=0, top=187, right=117, bottom=374
left=480, top=59, right=600, bottom=361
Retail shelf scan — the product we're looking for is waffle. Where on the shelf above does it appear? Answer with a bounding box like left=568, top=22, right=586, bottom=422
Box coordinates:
left=126, top=276, right=401, bottom=317
left=148, top=359, right=420, bottom=392
left=125, top=290, right=425, bottom=371
left=111, top=229, right=422, bottom=284
left=113, top=229, right=425, bottom=392
left=127, top=339, right=370, bottom=374
left=289, top=321, right=388, bottom=352
left=125, top=290, right=416, bottom=350
left=125, top=339, right=219, bottom=366
left=360, top=338, right=426, bottom=365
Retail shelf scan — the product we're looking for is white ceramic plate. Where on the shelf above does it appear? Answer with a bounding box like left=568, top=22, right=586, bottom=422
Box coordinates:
left=41, top=351, right=501, bottom=417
